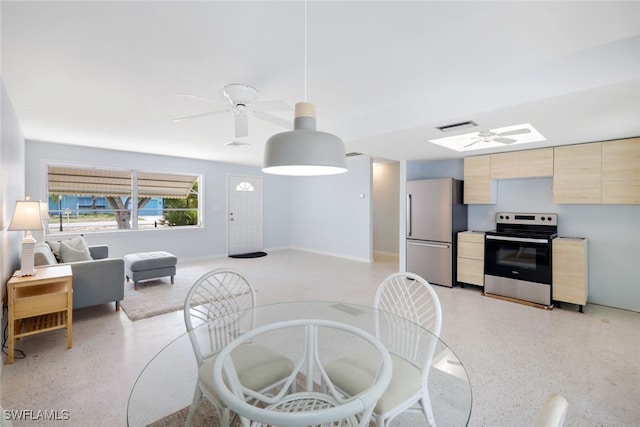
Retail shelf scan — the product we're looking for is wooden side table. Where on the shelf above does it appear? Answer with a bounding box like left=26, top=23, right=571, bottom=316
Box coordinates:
left=6, top=265, right=73, bottom=363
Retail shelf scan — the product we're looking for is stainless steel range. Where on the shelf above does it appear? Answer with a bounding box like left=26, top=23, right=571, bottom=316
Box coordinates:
left=484, top=213, right=557, bottom=307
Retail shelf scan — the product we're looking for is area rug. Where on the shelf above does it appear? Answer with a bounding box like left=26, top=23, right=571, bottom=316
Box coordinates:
left=119, top=264, right=212, bottom=321
left=229, top=251, right=268, bottom=259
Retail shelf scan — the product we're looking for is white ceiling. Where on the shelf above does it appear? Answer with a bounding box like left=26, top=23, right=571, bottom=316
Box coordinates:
left=2, top=1, right=639, bottom=167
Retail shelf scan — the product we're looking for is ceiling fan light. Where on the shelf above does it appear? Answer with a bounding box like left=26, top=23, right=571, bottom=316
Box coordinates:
left=262, top=102, right=348, bottom=176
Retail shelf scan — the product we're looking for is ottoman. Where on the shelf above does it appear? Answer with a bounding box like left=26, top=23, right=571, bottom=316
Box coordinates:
left=124, top=251, right=178, bottom=290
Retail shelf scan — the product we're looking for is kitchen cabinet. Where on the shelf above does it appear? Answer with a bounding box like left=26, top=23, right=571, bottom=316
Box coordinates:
left=457, top=231, right=485, bottom=287
left=553, top=142, right=602, bottom=204
left=602, top=137, right=640, bottom=204
left=463, top=155, right=496, bottom=204
left=552, top=237, right=588, bottom=312
left=490, top=148, right=554, bottom=179
left=6, top=265, right=73, bottom=363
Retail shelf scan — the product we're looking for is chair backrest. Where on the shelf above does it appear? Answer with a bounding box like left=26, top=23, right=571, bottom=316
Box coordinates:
left=375, top=272, right=442, bottom=336
left=534, top=394, right=568, bottom=427
left=183, top=268, right=257, bottom=365
left=374, top=272, right=442, bottom=367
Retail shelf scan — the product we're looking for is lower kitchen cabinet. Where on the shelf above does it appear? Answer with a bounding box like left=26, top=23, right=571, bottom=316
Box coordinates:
left=457, top=231, right=485, bottom=287
left=552, top=237, right=588, bottom=312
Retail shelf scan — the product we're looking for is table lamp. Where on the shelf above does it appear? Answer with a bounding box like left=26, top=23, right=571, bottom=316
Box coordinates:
left=8, top=197, right=43, bottom=276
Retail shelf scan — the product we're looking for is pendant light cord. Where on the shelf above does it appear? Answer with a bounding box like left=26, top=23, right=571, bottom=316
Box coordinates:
left=304, top=0, right=308, bottom=102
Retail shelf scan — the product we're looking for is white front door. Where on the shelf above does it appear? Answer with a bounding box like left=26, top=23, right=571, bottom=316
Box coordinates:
left=228, top=175, right=263, bottom=256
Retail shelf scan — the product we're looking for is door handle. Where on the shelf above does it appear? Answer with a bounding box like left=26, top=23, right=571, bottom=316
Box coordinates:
left=407, top=241, right=451, bottom=249
left=407, top=194, right=412, bottom=237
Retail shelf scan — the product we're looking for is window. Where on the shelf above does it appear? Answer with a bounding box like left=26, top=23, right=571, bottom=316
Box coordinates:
left=46, top=166, right=200, bottom=233
left=235, top=181, right=255, bottom=192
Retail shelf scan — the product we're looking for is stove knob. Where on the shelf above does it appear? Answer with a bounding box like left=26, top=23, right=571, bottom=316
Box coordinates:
left=547, top=216, right=552, bottom=221
left=505, top=215, right=510, bottom=220
left=541, top=216, right=546, bottom=221
left=499, top=215, right=504, bottom=220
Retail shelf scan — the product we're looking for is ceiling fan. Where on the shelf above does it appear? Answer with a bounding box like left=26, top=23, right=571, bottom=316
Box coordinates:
left=463, top=128, right=532, bottom=148
left=173, top=84, right=292, bottom=138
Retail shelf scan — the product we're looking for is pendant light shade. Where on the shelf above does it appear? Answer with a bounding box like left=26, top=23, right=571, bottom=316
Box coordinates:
left=262, top=102, right=347, bottom=176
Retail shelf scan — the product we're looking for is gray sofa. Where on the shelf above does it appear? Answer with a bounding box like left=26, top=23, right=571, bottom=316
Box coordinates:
left=34, top=242, right=125, bottom=311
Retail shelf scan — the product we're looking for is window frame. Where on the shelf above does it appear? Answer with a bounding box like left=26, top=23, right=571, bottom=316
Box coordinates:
left=45, top=164, right=202, bottom=235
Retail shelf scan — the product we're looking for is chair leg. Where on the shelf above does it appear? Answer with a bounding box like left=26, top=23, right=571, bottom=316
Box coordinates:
left=220, top=407, right=231, bottom=427
left=185, top=386, right=202, bottom=427
left=421, top=392, right=437, bottom=427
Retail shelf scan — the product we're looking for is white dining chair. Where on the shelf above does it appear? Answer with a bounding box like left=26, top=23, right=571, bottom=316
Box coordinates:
left=534, top=394, right=568, bottom=427
left=324, top=272, right=442, bottom=427
left=183, top=268, right=295, bottom=427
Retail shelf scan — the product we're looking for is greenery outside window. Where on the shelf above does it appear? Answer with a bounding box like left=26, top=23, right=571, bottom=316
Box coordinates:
left=47, top=166, right=200, bottom=233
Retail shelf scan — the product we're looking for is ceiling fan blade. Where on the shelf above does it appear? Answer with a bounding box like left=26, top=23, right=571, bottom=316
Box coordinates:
left=464, top=139, right=482, bottom=148
left=172, top=109, right=230, bottom=122
left=494, top=137, right=517, bottom=144
left=252, top=111, right=292, bottom=129
left=250, top=100, right=292, bottom=112
left=177, top=93, right=226, bottom=105
left=497, top=128, right=531, bottom=137
left=235, top=111, right=249, bottom=138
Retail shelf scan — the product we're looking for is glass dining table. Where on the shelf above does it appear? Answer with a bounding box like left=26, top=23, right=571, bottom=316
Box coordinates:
left=127, top=301, right=472, bottom=427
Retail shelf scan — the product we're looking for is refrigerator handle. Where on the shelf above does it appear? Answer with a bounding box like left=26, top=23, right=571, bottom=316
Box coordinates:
left=407, top=194, right=412, bottom=237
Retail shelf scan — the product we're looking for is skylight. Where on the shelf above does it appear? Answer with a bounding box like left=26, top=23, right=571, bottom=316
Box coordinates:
left=429, top=123, right=546, bottom=152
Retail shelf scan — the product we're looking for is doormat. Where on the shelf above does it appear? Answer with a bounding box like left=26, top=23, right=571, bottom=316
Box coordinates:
left=229, top=251, right=268, bottom=259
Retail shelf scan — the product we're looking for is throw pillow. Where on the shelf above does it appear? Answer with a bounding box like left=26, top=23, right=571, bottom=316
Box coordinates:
left=47, top=240, right=62, bottom=262
left=58, top=236, right=93, bottom=263
left=34, top=242, right=59, bottom=266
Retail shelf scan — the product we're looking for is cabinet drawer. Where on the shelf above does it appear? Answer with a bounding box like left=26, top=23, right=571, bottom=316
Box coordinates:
left=457, top=258, right=484, bottom=286
left=458, top=232, right=485, bottom=244
left=459, top=242, right=484, bottom=260
left=13, top=291, right=69, bottom=319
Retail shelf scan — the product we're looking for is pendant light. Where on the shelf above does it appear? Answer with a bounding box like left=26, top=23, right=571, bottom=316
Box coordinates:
left=262, top=0, right=347, bottom=176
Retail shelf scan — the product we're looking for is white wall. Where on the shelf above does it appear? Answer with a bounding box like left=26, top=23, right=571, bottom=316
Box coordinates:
left=372, top=161, right=399, bottom=255
left=290, top=155, right=373, bottom=262
left=25, top=141, right=293, bottom=260
left=1, top=81, right=26, bottom=293
left=404, top=158, right=640, bottom=312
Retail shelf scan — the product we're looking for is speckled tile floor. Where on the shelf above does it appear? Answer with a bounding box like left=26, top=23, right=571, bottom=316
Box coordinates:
left=1, top=249, right=639, bottom=426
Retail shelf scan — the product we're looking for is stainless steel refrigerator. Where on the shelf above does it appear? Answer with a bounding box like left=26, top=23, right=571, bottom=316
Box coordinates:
left=406, top=178, right=467, bottom=287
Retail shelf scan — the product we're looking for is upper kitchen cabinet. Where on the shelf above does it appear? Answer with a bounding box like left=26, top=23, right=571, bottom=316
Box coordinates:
left=553, top=142, right=602, bottom=204
left=554, top=138, right=639, bottom=204
left=464, top=155, right=496, bottom=204
left=602, top=137, right=640, bottom=204
left=490, top=148, right=554, bottom=179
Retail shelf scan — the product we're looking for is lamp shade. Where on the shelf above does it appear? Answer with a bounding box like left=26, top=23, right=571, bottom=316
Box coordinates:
left=263, top=102, right=348, bottom=176
left=8, top=199, right=43, bottom=231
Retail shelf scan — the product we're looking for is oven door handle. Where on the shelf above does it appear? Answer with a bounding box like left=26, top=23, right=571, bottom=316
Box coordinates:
left=486, top=235, right=549, bottom=244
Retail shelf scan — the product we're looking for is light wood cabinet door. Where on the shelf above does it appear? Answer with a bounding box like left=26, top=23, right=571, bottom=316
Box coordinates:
left=490, top=152, right=520, bottom=179
left=464, top=155, right=495, bottom=204
left=553, top=142, right=602, bottom=204
left=553, top=238, right=588, bottom=310
left=602, top=137, right=640, bottom=204
left=457, top=231, right=485, bottom=286
left=490, top=148, right=554, bottom=179
left=519, top=147, right=554, bottom=177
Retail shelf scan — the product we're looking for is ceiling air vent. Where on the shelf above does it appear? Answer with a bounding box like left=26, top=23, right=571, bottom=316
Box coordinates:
left=436, top=121, right=478, bottom=133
